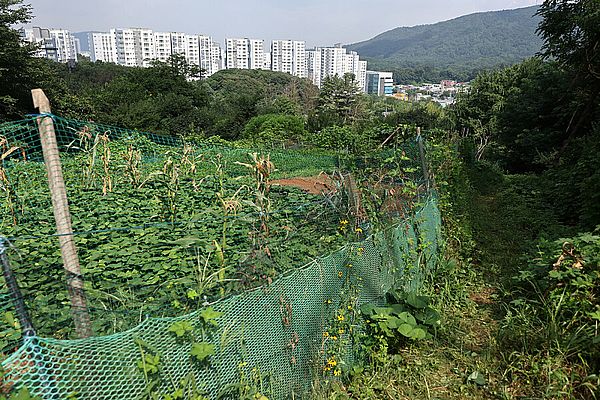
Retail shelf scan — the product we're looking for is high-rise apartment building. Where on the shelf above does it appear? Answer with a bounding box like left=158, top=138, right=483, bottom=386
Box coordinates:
left=20, top=27, right=78, bottom=63
left=225, top=38, right=265, bottom=70
left=306, top=49, right=322, bottom=87
left=49, top=29, right=78, bottom=62
left=271, top=40, right=306, bottom=78
left=170, top=32, right=187, bottom=56
left=345, top=51, right=367, bottom=91
left=90, top=32, right=115, bottom=62
left=225, top=38, right=249, bottom=69
left=154, top=31, right=172, bottom=62
left=21, top=26, right=368, bottom=85
left=307, top=45, right=367, bottom=91
left=198, top=35, right=222, bottom=76
left=110, top=28, right=156, bottom=67
left=85, top=28, right=222, bottom=76
left=249, top=39, right=265, bottom=70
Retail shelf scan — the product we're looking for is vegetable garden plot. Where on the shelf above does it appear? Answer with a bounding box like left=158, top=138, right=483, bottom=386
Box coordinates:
left=0, top=115, right=439, bottom=399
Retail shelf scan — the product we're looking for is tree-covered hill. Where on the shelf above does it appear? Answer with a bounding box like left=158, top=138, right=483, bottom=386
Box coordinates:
left=348, top=6, right=542, bottom=83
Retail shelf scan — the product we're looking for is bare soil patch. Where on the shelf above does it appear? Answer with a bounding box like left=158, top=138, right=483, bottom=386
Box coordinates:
left=272, top=175, right=336, bottom=195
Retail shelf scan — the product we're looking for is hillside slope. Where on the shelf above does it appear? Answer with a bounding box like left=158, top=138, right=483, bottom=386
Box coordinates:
left=348, top=6, right=542, bottom=82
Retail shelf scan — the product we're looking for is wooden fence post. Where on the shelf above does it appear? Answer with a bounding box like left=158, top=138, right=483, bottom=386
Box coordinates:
left=31, top=89, right=93, bottom=338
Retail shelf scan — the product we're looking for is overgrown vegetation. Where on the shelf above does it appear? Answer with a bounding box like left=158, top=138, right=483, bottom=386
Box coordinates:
left=0, top=0, right=599, bottom=399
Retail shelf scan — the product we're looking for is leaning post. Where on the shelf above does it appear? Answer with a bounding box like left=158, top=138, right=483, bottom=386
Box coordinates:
left=0, top=237, right=35, bottom=338
left=31, top=89, right=93, bottom=338
left=416, top=127, right=431, bottom=193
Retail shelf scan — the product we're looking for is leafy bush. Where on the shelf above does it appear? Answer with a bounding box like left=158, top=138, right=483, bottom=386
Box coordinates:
left=499, top=229, right=600, bottom=397
left=242, top=114, right=306, bottom=147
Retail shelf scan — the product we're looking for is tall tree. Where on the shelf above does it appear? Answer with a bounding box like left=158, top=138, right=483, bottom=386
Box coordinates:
left=315, top=73, right=362, bottom=128
left=0, top=0, right=34, bottom=120
left=536, top=0, right=600, bottom=140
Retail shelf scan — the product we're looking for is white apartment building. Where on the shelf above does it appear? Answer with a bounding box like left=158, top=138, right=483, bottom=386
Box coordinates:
left=307, top=46, right=367, bottom=92
left=49, top=29, right=78, bottom=62
left=170, top=32, right=187, bottom=56
left=225, top=38, right=249, bottom=69
left=90, top=32, right=115, bottom=62
left=154, top=31, right=172, bottom=62
left=198, top=35, right=222, bottom=76
left=306, top=49, right=322, bottom=87
left=87, top=28, right=222, bottom=76
left=271, top=40, right=306, bottom=78
left=248, top=39, right=265, bottom=70
left=263, top=52, right=272, bottom=70
left=22, top=26, right=368, bottom=86
left=20, top=27, right=78, bottom=63
left=345, top=51, right=367, bottom=92
left=110, top=28, right=156, bottom=67
left=225, top=38, right=265, bottom=70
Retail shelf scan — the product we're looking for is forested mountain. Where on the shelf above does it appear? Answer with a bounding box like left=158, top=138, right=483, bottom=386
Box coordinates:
left=348, top=6, right=542, bottom=83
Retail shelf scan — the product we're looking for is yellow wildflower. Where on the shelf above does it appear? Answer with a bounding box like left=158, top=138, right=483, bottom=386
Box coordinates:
left=327, top=358, right=337, bottom=367
left=338, top=271, right=343, bottom=278
left=337, top=314, right=345, bottom=321
left=340, top=220, right=349, bottom=225
left=334, top=369, right=341, bottom=376
left=355, top=227, right=363, bottom=234
left=332, top=336, right=338, bottom=341
left=338, top=328, right=344, bottom=334
left=347, top=305, right=353, bottom=310
left=323, top=331, right=329, bottom=338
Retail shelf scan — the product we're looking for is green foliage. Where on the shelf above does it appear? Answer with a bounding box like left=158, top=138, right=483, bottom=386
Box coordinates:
left=0, top=0, right=34, bottom=120
left=499, top=230, right=600, bottom=398
left=452, top=58, right=575, bottom=169
left=204, top=69, right=317, bottom=140
left=0, top=136, right=344, bottom=338
left=190, top=342, right=215, bottom=362
left=242, top=114, right=306, bottom=146
left=168, top=320, right=194, bottom=338
left=218, top=363, right=271, bottom=400
left=361, top=291, right=439, bottom=350
left=313, top=74, right=363, bottom=129
left=348, top=6, right=542, bottom=84
left=0, top=387, right=40, bottom=400
left=537, top=0, right=600, bottom=81
left=199, top=307, right=223, bottom=327
left=453, top=57, right=600, bottom=228
left=307, top=125, right=352, bottom=151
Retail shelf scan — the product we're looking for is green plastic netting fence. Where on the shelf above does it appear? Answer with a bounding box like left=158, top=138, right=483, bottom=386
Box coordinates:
left=0, top=115, right=441, bottom=399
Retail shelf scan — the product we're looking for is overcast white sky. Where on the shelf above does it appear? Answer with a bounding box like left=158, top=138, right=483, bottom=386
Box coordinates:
left=24, top=0, right=541, bottom=47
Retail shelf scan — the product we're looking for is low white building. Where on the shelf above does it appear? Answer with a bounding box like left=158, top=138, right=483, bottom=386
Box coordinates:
left=366, top=71, right=394, bottom=96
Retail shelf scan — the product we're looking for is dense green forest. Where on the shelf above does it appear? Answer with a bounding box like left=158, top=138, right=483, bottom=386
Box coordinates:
left=1, top=0, right=600, bottom=398
left=347, top=6, right=542, bottom=83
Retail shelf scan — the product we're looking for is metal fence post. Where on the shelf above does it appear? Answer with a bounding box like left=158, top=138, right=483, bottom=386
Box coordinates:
left=0, top=237, right=35, bottom=337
